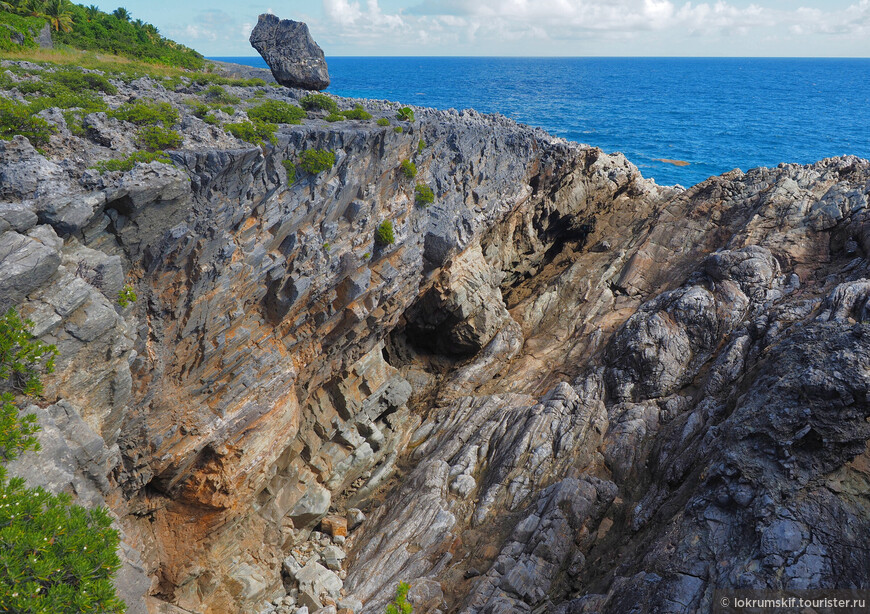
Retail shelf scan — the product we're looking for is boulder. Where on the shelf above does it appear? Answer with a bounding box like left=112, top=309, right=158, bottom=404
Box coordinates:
left=249, top=14, right=330, bottom=90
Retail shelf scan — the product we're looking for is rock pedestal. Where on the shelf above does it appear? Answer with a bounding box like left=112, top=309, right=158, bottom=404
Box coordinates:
left=249, top=14, right=330, bottom=90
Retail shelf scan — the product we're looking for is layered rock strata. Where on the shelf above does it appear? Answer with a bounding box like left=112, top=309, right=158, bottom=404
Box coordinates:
left=2, top=60, right=869, bottom=614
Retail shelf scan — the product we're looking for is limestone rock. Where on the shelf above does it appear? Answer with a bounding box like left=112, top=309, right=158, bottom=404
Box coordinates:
left=249, top=14, right=330, bottom=90
left=0, top=229, right=61, bottom=311
left=321, top=515, right=348, bottom=538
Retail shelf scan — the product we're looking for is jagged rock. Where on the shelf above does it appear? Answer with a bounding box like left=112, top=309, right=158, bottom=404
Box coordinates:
left=321, top=546, right=346, bottom=571
left=346, top=508, right=365, bottom=531
left=0, top=229, right=61, bottom=311
left=321, top=515, right=348, bottom=538
left=0, top=201, right=38, bottom=232
left=249, top=14, right=330, bottom=90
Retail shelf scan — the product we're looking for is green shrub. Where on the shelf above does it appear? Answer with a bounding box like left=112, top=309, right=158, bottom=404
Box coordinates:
left=28, top=89, right=108, bottom=114
left=375, top=220, right=395, bottom=246
left=385, top=581, right=413, bottom=614
left=400, top=160, right=417, bottom=179
left=377, top=118, right=390, bottom=127
left=0, top=308, right=124, bottom=613
left=415, top=183, right=435, bottom=207
left=394, top=126, right=403, bottom=134
left=117, top=284, right=137, bottom=308
left=282, top=160, right=297, bottom=184
left=341, top=104, right=372, bottom=120
left=324, top=112, right=344, bottom=123
left=0, top=99, right=54, bottom=147
left=17, top=70, right=117, bottom=96
left=202, top=114, right=219, bottom=125
left=90, top=151, right=173, bottom=173
left=247, top=99, right=305, bottom=124
left=300, top=93, right=338, bottom=114
left=396, top=107, right=414, bottom=122
left=418, top=139, right=426, bottom=154
left=224, top=120, right=277, bottom=147
left=110, top=100, right=179, bottom=128
left=137, top=126, right=183, bottom=151
left=298, top=149, right=335, bottom=174
left=203, top=84, right=240, bottom=105
left=62, top=111, right=86, bottom=136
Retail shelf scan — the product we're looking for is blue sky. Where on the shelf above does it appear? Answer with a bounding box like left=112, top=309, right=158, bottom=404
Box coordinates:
left=88, top=0, right=870, bottom=57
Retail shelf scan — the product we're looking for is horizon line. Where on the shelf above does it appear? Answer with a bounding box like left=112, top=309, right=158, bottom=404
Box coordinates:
left=208, top=55, right=870, bottom=60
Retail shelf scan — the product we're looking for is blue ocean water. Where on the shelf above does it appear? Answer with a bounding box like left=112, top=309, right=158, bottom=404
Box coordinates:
left=211, top=56, right=870, bottom=187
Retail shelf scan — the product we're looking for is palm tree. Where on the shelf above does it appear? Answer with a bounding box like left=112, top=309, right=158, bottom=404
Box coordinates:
left=42, top=0, right=73, bottom=32
left=21, top=0, right=45, bottom=17
left=0, top=1, right=13, bottom=11
left=111, top=6, right=129, bottom=21
left=85, top=4, right=99, bottom=20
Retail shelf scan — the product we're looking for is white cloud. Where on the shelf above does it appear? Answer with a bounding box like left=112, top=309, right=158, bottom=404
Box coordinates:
left=314, top=0, right=870, bottom=53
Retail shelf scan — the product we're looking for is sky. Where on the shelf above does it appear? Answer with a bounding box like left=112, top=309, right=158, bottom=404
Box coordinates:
left=87, top=0, right=870, bottom=57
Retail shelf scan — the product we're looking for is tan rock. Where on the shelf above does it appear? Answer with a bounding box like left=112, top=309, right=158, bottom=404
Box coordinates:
left=320, top=515, right=348, bottom=538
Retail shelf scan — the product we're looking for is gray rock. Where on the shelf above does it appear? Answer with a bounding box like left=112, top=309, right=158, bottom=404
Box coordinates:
left=346, top=508, right=365, bottom=530
left=320, top=545, right=346, bottom=571
left=0, top=230, right=61, bottom=311
left=36, top=22, right=52, bottom=49
left=249, top=14, right=330, bottom=90
left=0, top=201, right=38, bottom=232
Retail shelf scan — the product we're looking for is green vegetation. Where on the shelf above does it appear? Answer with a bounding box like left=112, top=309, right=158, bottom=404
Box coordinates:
left=247, top=99, right=305, bottom=124
left=224, top=119, right=277, bottom=147
left=417, top=138, right=425, bottom=154
left=298, top=148, right=335, bottom=174
left=324, top=112, right=344, bottom=123
left=396, top=107, right=414, bottom=122
left=0, top=98, right=54, bottom=146
left=137, top=125, right=182, bottom=151
left=0, top=11, right=46, bottom=51
left=12, top=67, right=113, bottom=116
left=323, top=242, right=330, bottom=252
left=0, top=307, right=124, bottom=614
left=399, top=159, right=416, bottom=179
left=377, top=117, right=390, bottom=127
left=393, top=126, right=403, bottom=134
left=385, top=581, right=413, bottom=614
left=117, top=284, right=136, bottom=307
left=109, top=99, right=178, bottom=128
left=300, top=93, right=338, bottom=114
left=202, top=84, right=240, bottom=105
left=90, top=150, right=171, bottom=173
left=282, top=160, right=296, bottom=184
left=375, top=220, right=395, bottom=246
left=341, top=104, right=372, bottom=120
left=415, top=183, right=435, bottom=207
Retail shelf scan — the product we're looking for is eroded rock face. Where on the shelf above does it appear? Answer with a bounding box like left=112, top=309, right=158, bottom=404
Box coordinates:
left=250, top=14, right=330, bottom=91
left=3, top=59, right=870, bottom=614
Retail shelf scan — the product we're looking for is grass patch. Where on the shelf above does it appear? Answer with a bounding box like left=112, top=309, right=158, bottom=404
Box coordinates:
left=247, top=99, right=305, bottom=124
left=90, top=150, right=172, bottom=173
left=341, top=104, right=372, bottom=120
left=282, top=160, right=296, bottom=184
left=203, top=84, right=240, bottom=105
left=0, top=98, right=54, bottom=146
left=110, top=99, right=179, bottom=127
left=324, top=112, right=344, bottom=123
left=377, top=117, right=390, bottom=127
left=394, top=126, right=403, bottom=134
left=224, top=119, right=277, bottom=147
left=418, top=138, right=426, bottom=153
left=300, top=93, right=338, bottom=114
left=298, top=148, right=335, bottom=174
left=137, top=125, right=182, bottom=151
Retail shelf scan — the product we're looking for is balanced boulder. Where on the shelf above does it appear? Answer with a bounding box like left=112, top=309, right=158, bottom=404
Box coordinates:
left=249, top=14, right=330, bottom=90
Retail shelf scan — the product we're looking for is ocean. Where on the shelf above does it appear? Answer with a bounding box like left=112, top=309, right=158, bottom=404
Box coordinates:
left=211, top=56, right=870, bottom=188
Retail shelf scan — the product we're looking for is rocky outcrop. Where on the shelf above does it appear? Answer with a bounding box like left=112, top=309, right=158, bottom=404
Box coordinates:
left=2, top=59, right=870, bottom=614
left=249, top=14, right=330, bottom=91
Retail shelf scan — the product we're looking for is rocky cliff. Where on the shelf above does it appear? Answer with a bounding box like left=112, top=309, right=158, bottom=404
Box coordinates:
left=1, top=59, right=869, bottom=614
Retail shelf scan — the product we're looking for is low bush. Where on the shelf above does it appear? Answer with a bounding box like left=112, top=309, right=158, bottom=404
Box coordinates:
left=300, top=93, right=338, bottom=114
left=0, top=99, right=54, bottom=147
left=396, top=107, right=414, bottom=122
left=0, top=307, right=58, bottom=404
left=400, top=160, right=417, bottom=179
left=137, top=126, right=183, bottom=151
left=117, top=284, right=137, bottom=307
left=418, top=139, right=426, bottom=153
left=415, top=183, right=435, bottom=207
left=375, top=220, right=395, bottom=246
left=28, top=89, right=107, bottom=114
left=324, top=112, right=344, bottom=123
left=385, top=581, right=413, bottom=614
left=247, top=99, right=305, bottom=124
left=377, top=118, right=390, bottom=127
left=90, top=151, right=173, bottom=173
left=298, top=148, right=335, bottom=174
left=224, top=120, right=277, bottom=147
left=110, top=100, right=179, bottom=128
left=394, top=126, right=403, bottom=134
left=341, top=104, right=372, bottom=120
left=203, top=84, right=240, bottom=105
left=282, top=160, right=297, bottom=184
